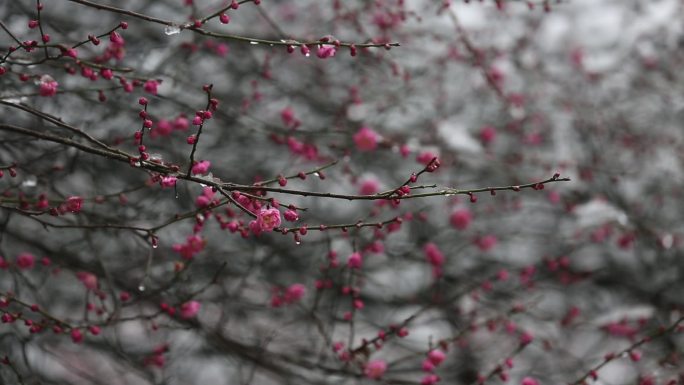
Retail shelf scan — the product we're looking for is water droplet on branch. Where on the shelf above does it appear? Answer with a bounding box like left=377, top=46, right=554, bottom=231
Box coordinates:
left=21, top=175, right=38, bottom=189
left=164, top=25, right=181, bottom=35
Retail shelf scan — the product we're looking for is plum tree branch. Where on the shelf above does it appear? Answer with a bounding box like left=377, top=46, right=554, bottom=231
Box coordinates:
left=62, top=0, right=400, bottom=49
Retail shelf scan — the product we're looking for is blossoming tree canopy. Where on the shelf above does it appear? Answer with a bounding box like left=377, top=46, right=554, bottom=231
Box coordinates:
left=1, top=0, right=683, bottom=385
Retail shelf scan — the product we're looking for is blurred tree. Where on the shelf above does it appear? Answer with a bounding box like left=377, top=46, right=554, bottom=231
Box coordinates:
left=0, top=1, right=682, bottom=385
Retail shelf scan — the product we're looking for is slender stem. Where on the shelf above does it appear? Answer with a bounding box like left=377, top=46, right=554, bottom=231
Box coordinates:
left=186, top=86, right=213, bottom=176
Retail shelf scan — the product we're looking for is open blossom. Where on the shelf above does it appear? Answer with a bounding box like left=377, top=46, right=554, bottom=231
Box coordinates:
left=39, top=77, right=58, bottom=97
left=427, top=349, right=446, bottom=366
left=280, top=107, right=296, bottom=127
left=479, top=125, right=496, bottom=145
left=195, top=186, right=216, bottom=208
left=603, top=321, right=638, bottom=338
left=271, top=284, right=306, bottom=307
left=153, top=119, right=173, bottom=137
left=348, top=252, right=363, bottom=269
left=173, top=115, right=189, bottom=130
left=284, top=283, right=306, bottom=303
left=519, top=331, right=534, bottom=346
left=521, top=377, right=539, bottom=385
left=215, top=43, right=229, bottom=57
left=364, top=359, right=387, bottom=380
left=180, top=300, right=201, bottom=319
left=100, top=68, right=114, bottom=80
left=359, top=178, right=380, bottom=195
left=66, top=196, right=84, bottom=213
left=257, top=208, right=281, bottom=231
left=16, top=253, right=35, bottom=269
left=450, top=209, right=472, bottom=230
left=76, top=271, right=98, bottom=290
left=476, top=234, right=497, bottom=252
left=71, top=329, right=83, bottom=344
left=317, top=45, right=336, bottom=59
left=353, top=126, right=379, bottom=151
left=416, top=151, right=439, bottom=166
left=283, top=209, right=299, bottom=222
left=423, top=243, right=444, bottom=267
left=143, top=80, right=159, bottom=95
left=285, top=136, right=319, bottom=160
left=191, top=160, right=211, bottom=175
left=172, top=235, right=206, bottom=259
left=160, top=176, right=177, bottom=188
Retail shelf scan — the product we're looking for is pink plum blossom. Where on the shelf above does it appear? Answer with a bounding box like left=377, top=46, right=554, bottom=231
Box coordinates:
left=143, top=80, right=159, bottom=95
left=353, top=127, right=379, bottom=151
left=283, top=209, right=299, bottom=222
left=423, top=243, right=444, bottom=267
left=173, top=115, right=190, bottom=131
left=479, top=125, right=496, bottom=145
left=16, top=253, right=35, bottom=269
left=450, top=209, right=472, bottom=230
left=476, top=235, right=498, bottom=252
left=416, top=151, right=439, bottom=166
left=364, top=359, right=387, bottom=380
left=66, top=196, right=84, bottom=213
left=195, top=187, right=216, bottom=208
left=281, top=107, right=296, bottom=127
left=180, top=300, right=201, bottom=319
left=348, top=252, right=363, bottom=269
left=317, top=45, right=336, bottom=59
left=76, top=271, right=98, bottom=290
left=160, top=176, right=177, bottom=188
left=39, top=77, right=58, bottom=97
left=427, top=349, right=446, bottom=366
left=284, top=283, right=306, bottom=303
left=360, top=178, right=380, bottom=195
left=257, top=208, right=281, bottom=232
left=191, top=160, right=211, bottom=175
